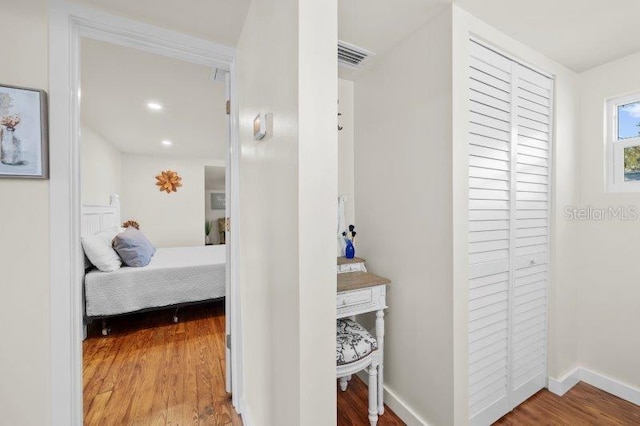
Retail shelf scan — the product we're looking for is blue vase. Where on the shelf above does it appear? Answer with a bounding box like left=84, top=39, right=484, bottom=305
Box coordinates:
left=345, top=240, right=355, bottom=259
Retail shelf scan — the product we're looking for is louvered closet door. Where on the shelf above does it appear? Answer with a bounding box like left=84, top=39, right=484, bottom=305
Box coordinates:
left=468, top=40, right=513, bottom=426
left=468, top=40, right=552, bottom=426
left=511, top=63, right=552, bottom=407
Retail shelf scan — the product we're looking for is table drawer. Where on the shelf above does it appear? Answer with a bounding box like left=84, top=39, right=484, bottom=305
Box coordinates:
left=337, top=288, right=373, bottom=309
left=337, top=284, right=386, bottom=318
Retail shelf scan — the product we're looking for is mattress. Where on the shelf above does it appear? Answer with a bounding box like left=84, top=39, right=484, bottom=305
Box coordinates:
left=84, top=245, right=226, bottom=317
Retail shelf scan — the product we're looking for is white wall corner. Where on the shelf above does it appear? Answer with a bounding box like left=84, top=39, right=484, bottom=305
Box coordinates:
left=548, top=367, right=581, bottom=396
left=383, top=385, right=431, bottom=426
left=355, top=372, right=430, bottom=425
left=549, top=367, right=640, bottom=406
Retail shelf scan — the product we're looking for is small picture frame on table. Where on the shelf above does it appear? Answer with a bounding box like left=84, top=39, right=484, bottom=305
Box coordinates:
left=0, top=84, right=49, bottom=179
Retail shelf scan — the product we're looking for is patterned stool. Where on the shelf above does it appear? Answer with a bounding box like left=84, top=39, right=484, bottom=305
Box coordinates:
left=336, top=318, right=380, bottom=425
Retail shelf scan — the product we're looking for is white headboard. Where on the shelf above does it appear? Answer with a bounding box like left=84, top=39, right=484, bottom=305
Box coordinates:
left=81, top=194, right=121, bottom=237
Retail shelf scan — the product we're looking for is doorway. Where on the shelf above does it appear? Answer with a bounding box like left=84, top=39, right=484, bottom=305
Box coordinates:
left=49, top=5, right=242, bottom=424
left=79, top=36, right=234, bottom=423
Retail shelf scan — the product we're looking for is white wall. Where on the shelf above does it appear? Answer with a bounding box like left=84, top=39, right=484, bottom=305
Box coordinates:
left=338, top=79, right=355, bottom=227
left=297, top=0, right=338, bottom=421
left=205, top=190, right=225, bottom=244
left=236, top=0, right=337, bottom=422
left=354, top=9, right=455, bottom=425
left=120, top=154, right=215, bottom=247
left=0, top=1, right=50, bottom=425
left=81, top=129, right=217, bottom=246
left=451, top=6, right=580, bottom=422
left=80, top=125, right=121, bottom=205
left=573, top=52, right=640, bottom=389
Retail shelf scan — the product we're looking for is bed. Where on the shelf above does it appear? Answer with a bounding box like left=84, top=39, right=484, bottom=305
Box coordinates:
left=82, top=195, right=226, bottom=335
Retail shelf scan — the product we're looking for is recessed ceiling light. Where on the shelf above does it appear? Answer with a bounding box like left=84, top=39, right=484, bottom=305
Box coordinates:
left=162, top=140, right=172, bottom=146
left=147, top=101, right=163, bottom=111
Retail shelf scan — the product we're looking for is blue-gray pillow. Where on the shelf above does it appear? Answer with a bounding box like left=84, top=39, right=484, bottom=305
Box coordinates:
left=112, top=227, right=156, bottom=267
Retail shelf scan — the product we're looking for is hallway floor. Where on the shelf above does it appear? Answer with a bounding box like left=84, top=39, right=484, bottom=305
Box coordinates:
left=496, top=382, right=640, bottom=425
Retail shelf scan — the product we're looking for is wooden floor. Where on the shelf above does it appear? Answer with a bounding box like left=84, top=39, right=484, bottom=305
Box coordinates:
left=84, top=299, right=404, bottom=425
left=341, top=383, right=640, bottom=426
left=339, top=381, right=640, bottom=426
left=495, top=382, right=640, bottom=425
left=86, top=305, right=640, bottom=426
left=83, top=300, right=242, bottom=425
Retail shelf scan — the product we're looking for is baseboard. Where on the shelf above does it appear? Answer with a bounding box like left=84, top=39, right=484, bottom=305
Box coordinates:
left=548, top=367, right=581, bottom=396
left=238, top=398, right=254, bottom=426
left=580, top=368, right=640, bottom=406
left=354, top=371, right=430, bottom=425
left=382, top=385, right=430, bottom=426
left=548, top=367, right=640, bottom=406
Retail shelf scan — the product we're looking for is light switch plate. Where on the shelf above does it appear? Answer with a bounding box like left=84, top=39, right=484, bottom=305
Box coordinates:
left=254, top=113, right=266, bottom=140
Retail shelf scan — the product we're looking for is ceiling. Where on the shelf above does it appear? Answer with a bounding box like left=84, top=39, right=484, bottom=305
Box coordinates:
left=454, top=0, right=640, bottom=72
left=70, top=0, right=251, bottom=47
left=338, top=0, right=451, bottom=78
left=205, top=166, right=226, bottom=191
left=81, top=38, right=227, bottom=159
left=340, top=0, right=640, bottom=76
left=74, top=0, right=640, bottom=80
left=339, top=0, right=451, bottom=56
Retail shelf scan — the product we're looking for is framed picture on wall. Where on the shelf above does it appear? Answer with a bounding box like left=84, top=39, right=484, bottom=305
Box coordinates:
left=211, top=192, right=226, bottom=210
left=0, top=84, right=48, bottom=179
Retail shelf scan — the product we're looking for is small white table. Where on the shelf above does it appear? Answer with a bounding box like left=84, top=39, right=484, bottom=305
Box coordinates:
left=337, top=257, right=390, bottom=415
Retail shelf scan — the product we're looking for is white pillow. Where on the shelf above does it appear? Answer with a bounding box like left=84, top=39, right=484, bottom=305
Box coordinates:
left=81, top=228, right=122, bottom=272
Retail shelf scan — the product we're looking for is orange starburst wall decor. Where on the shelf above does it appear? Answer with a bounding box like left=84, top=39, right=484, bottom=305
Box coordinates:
left=155, top=170, right=183, bottom=193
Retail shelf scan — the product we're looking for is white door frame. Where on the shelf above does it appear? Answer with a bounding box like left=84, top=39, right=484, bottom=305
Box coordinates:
left=48, top=1, right=243, bottom=424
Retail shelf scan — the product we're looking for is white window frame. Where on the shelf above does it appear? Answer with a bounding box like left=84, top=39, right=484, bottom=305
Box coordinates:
left=607, top=92, right=640, bottom=192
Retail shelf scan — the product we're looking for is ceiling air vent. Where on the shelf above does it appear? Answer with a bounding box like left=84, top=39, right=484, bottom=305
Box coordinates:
left=338, top=41, right=374, bottom=69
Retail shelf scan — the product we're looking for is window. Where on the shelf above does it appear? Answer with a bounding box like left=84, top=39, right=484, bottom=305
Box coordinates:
left=607, top=94, right=640, bottom=191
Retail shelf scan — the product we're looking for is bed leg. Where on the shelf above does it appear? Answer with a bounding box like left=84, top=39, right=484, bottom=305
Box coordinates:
left=173, top=307, right=180, bottom=323
left=101, top=319, right=110, bottom=336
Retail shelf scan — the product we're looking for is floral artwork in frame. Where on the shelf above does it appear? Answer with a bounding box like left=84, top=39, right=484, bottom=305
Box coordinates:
left=0, top=84, right=48, bottom=179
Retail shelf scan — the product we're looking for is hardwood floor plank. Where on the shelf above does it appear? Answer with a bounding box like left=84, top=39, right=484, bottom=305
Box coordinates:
left=183, top=319, right=201, bottom=425
left=83, top=330, right=122, bottom=405
left=116, top=324, right=154, bottom=425
left=131, top=326, right=169, bottom=423
left=195, top=334, right=216, bottom=424
left=84, top=391, right=113, bottom=426
left=166, top=322, right=188, bottom=426
left=149, top=326, right=173, bottom=425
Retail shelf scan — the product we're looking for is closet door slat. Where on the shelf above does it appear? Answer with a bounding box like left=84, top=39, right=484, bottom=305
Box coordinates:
left=518, top=106, right=548, bottom=123
left=469, top=77, right=511, bottom=103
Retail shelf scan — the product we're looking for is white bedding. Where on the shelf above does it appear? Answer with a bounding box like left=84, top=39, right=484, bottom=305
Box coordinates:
left=84, top=245, right=226, bottom=317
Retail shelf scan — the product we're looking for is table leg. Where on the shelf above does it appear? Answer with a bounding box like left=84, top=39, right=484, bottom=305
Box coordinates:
left=368, top=363, right=379, bottom=425
left=376, top=309, right=384, bottom=415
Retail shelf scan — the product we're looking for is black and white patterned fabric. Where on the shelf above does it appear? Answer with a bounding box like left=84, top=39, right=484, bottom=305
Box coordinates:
left=336, top=319, right=378, bottom=366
